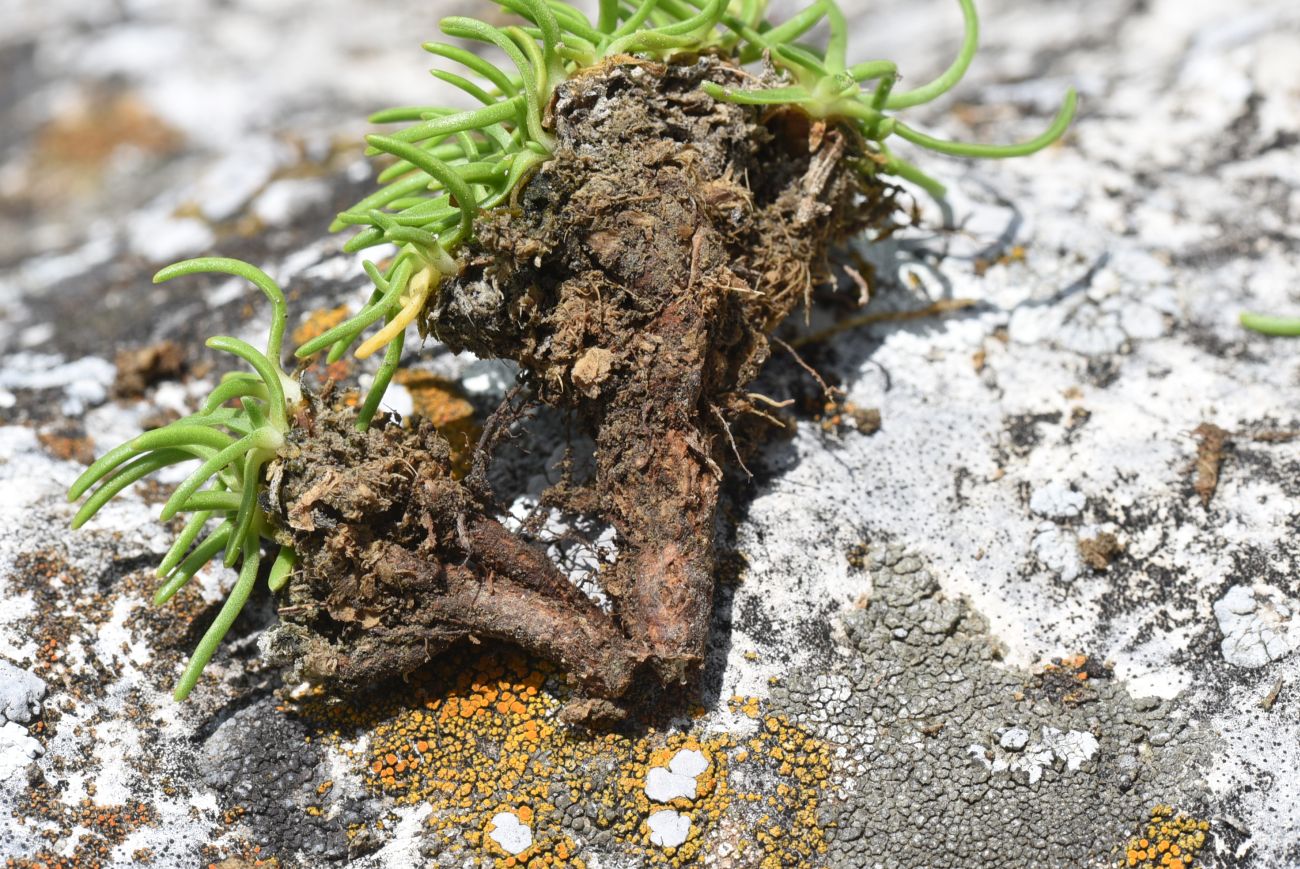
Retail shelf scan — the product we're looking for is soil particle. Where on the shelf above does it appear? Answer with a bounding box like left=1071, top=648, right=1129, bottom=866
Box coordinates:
left=36, top=427, right=95, bottom=464
left=1259, top=676, right=1284, bottom=712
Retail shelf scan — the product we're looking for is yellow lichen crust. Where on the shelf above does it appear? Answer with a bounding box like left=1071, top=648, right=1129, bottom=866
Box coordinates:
left=293, top=649, right=833, bottom=867
left=1118, top=805, right=1210, bottom=869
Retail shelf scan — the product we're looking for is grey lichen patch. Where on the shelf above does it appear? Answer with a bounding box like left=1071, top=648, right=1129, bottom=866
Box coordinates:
left=766, top=546, right=1212, bottom=868
left=200, top=694, right=384, bottom=864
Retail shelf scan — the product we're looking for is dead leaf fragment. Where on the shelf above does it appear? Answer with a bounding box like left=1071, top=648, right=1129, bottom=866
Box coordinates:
left=1191, top=422, right=1232, bottom=507
left=571, top=347, right=615, bottom=398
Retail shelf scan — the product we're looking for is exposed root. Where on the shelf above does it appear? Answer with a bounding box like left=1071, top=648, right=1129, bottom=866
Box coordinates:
left=266, top=402, right=645, bottom=708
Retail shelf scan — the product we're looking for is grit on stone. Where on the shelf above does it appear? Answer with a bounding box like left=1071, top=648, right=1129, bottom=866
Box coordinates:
left=3, top=0, right=1300, bottom=867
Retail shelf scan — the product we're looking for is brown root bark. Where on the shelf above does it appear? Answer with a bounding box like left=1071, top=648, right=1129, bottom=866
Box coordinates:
left=595, top=295, right=721, bottom=685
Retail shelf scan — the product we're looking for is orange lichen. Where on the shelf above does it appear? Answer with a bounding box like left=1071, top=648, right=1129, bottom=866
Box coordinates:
left=25, top=90, right=182, bottom=203
left=727, top=695, right=761, bottom=719
left=292, top=306, right=353, bottom=348
left=1118, top=805, right=1209, bottom=869
left=5, top=797, right=157, bottom=869
left=294, top=647, right=832, bottom=867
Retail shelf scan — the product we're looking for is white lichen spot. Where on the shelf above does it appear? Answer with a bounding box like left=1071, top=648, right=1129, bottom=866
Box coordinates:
left=969, top=726, right=1097, bottom=784
left=0, top=721, right=44, bottom=780
left=1031, top=522, right=1084, bottom=582
left=1214, top=584, right=1299, bottom=668
left=998, top=727, right=1030, bottom=751
left=645, top=748, right=709, bottom=801
left=1040, top=726, right=1100, bottom=771
left=487, top=811, right=532, bottom=855
left=969, top=740, right=1054, bottom=784
left=1029, top=483, right=1086, bottom=519
left=647, top=809, right=691, bottom=847
left=645, top=767, right=697, bottom=801
left=668, top=748, right=709, bottom=778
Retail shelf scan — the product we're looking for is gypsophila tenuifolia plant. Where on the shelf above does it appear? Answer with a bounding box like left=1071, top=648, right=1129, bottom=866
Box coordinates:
left=68, top=258, right=301, bottom=700
left=72, top=0, right=1074, bottom=701
left=300, top=0, right=1075, bottom=382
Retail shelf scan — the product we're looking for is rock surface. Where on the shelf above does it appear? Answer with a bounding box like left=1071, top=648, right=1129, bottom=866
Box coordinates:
left=3, top=0, right=1300, bottom=866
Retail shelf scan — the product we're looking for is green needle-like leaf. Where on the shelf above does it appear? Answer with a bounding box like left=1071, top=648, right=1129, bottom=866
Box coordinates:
left=154, top=520, right=233, bottom=606
left=885, top=0, right=978, bottom=109
left=267, top=546, right=298, bottom=593
left=423, top=42, right=522, bottom=97
left=172, top=536, right=260, bottom=701
left=357, top=327, right=406, bottom=431
left=700, top=81, right=813, bottom=105
left=383, top=96, right=527, bottom=148
left=367, top=136, right=478, bottom=241
left=205, top=337, right=289, bottom=431
left=892, top=88, right=1077, bottom=158
left=159, top=434, right=256, bottom=521
left=177, top=491, right=243, bottom=513
left=157, top=506, right=220, bottom=577
left=154, top=258, right=290, bottom=361
left=295, top=258, right=415, bottom=359
left=1241, top=312, right=1300, bottom=336
left=72, top=449, right=195, bottom=529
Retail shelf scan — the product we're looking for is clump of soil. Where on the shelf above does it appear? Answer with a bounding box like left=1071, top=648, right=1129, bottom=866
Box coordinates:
left=267, top=56, right=896, bottom=716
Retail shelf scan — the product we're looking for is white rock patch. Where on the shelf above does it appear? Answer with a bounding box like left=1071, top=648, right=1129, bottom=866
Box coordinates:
left=251, top=177, right=332, bottom=225
left=1214, top=584, right=1299, bottom=668
left=0, top=353, right=116, bottom=417
left=647, top=809, right=691, bottom=847
left=487, top=811, right=532, bottom=855
left=126, top=212, right=215, bottom=263
left=0, top=721, right=43, bottom=781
